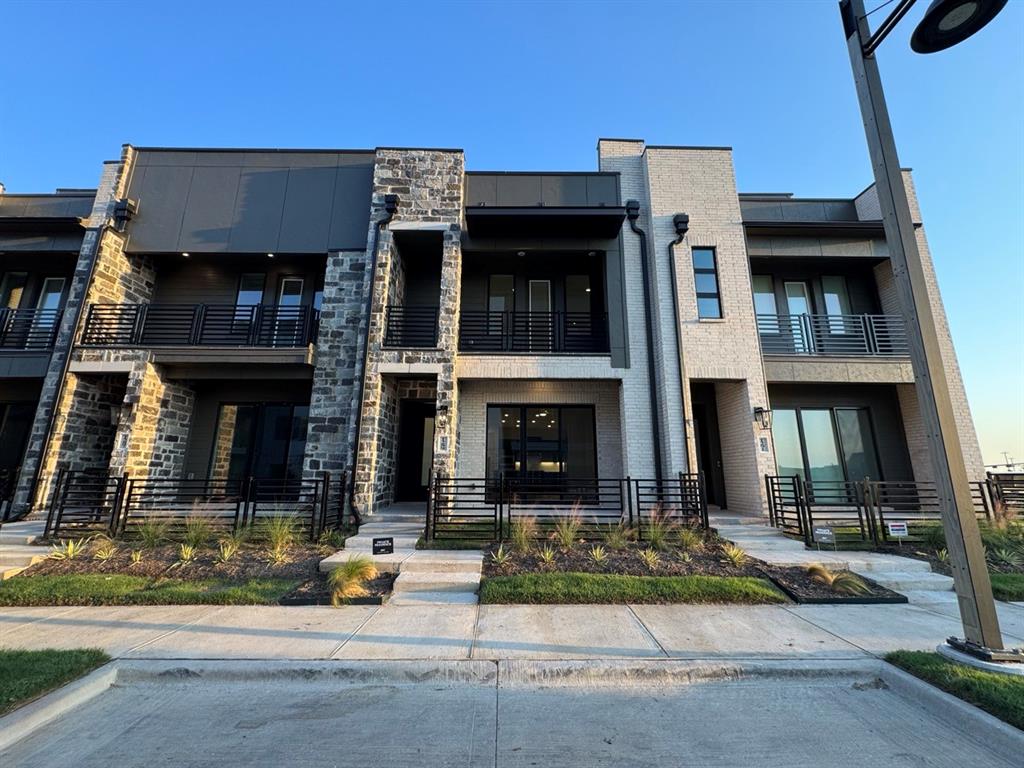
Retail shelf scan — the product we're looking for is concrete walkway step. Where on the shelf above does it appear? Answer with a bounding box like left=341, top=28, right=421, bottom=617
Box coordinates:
left=867, top=571, right=954, bottom=592
left=0, top=545, right=49, bottom=566
left=393, top=571, right=480, bottom=594
left=355, top=524, right=424, bottom=537
left=388, top=591, right=480, bottom=605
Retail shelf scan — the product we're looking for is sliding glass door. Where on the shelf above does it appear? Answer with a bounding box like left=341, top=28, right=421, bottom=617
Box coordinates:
left=771, top=406, right=881, bottom=482
left=209, top=402, right=308, bottom=483
left=485, top=405, right=597, bottom=482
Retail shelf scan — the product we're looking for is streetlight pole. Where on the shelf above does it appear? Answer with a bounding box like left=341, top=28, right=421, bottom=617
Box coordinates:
left=839, top=0, right=1012, bottom=656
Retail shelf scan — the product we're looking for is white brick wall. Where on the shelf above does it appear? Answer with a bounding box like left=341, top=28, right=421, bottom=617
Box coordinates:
left=455, top=380, right=624, bottom=480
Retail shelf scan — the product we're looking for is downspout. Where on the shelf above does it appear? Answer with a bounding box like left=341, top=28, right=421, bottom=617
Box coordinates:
left=625, top=200, right=663, bottom=482
left=668, top=213, right=691, bottom=471
left=348, top=193, right=399, bottom=514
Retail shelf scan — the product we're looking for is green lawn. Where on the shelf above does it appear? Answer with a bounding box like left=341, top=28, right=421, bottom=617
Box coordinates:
left=479, top=572, right=786, bottom=605
left=886, top=650, right=1024, bottom=730
left=0, top=649, right=110, bottom=716
left=990, top=573, right=1024, bottom=602
left=0, top=574, right=301, bottom=606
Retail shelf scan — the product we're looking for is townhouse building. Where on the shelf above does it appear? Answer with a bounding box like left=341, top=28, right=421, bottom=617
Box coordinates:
left=0, top=138, right=984, bottom=528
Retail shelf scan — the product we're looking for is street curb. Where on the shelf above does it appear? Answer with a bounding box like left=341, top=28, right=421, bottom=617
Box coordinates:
left=0, top=663, right=118, bottom=754
left=880, top=661, right=1024, bottom=751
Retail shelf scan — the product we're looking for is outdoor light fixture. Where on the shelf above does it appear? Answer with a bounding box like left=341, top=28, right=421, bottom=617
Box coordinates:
left=911, top=0, right=1008, bottom=53
left=753, top=407, right=773, bottom=431
left=841, top=0, right=1018, bottom=663
left=516, top=251, right=526, bottom=257
left=181, top=252, right=190, bottom=258
left=266, top=252, right=275, bottom=259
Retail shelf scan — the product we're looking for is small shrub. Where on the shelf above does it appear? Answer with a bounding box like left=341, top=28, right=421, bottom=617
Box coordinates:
left=986, top=546, right=1023, bottom=572
left=639, top=547, right=661, bottom=570
left=678, top=551, right=693, bottom=565
left=643, top=507, right=679, bottom=551
left=589, top=545, right=608, bottom=565
left=538, top=545, right=557, bottom=567
left=677, top=527, right=703, bottom=552
left=267, top=545, right=290, bottom=566
left=317, top=529, right=346, bottom=553
left=935, top=548, right=949, bottom=564
left=490, top=544, right=513, bottom=568
left=93, top=540, right=118, bottom=562
left=553, top=510, right=583, bottom=550
left=183, top=515, right=215, bottom=548
left=509, top=516, right=537, bottom=553
left=807, top=563, right=870, bottom=596
left=176, top=543, right=197, bottom=565
left=129, top=549, right=144, bottom=565
left=328, top=555, right=379, bottom=606
left=602, top=523, right=633, bottom=550
left=720, top=543, right=748, bottom=568
left=136, top=519, right=169, bottom=550
left=920, top=524, right=946, bottom=551
left=216, top=538, right=240, bottom=563
left=258, top=515, right=298, bottom=552
left=48, top=538, right=89, bottom=561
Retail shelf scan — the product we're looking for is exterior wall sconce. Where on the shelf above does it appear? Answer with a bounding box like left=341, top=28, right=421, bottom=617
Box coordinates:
left=754, top=407, right=773, bottom=431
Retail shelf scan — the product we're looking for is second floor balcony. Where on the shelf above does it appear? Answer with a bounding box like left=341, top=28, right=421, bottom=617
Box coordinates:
left=459, top=310, right=609, bottom=354
left=757, top=313, right=908, bottom=357
left=80, top=304, right=318, bottom=349
left=0, top=307, right=63, bottom=351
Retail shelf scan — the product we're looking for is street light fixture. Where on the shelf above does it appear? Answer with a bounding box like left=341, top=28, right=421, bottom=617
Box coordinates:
left=839, top=0, right=1019, bottom=664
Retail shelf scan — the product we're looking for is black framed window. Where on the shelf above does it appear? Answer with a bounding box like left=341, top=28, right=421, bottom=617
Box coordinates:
left=771, top=405, right=881, bottom=482
left=208, top=402, right=308, bottom=483
left=485, top=405, right=597, bottom=481
left=692, top=248, right=722, bottom=319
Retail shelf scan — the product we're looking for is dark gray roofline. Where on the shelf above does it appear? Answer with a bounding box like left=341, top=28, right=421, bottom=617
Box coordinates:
left=466, top=170, right=619, bottom=177
left=644, top=144, right=732, bottom=151
left=130, top=146, right=376, bottom=154
left=740, top=194, right=854, bottom=203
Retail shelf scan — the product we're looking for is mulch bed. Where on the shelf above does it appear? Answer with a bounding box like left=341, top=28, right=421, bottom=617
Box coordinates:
left=483, top=533, right=907, bottom=604
left=280, top=573, right=396, bottom=606
left=19, top=539, right=396, bottom=605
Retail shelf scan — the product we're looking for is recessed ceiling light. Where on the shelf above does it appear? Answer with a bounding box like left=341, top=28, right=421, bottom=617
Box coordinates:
left=516, top=251, right=526, bottom=257
left=267, top=252, right=275, bottom=259
left=182, top=252, right=190, bottom=258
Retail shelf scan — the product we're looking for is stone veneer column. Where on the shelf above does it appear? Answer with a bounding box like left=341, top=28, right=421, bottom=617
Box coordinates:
left=350, top=149, right=464, bottom=517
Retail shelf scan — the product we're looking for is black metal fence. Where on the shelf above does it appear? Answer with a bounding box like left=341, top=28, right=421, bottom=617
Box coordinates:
left=44, top=469, right=348, bottom=541
left=80, top=304, right=319, bottom=348
left=757, top=313, right=908, bottom=357
left=427, top=473, right=707, bottom=542
left=459, top=311, right=609, bottom=354
left=0, top=307, right=63, bottom=351
left=383, top=305, right=439, bottom=348
left=766, top=474, right=994, bottom=546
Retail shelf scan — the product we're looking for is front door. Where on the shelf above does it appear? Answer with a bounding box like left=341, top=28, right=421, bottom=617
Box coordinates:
left=784, top=281, right=812, bottom=353
left=690, top=383, right=726, bottom=508
left=396, top=400, right=435, bottom=502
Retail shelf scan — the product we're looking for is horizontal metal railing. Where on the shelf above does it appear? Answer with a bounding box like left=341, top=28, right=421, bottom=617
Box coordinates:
left=427, top=473, right=707, bottom=542
left=757, top=313, right=908, bottom=357
left=459, top=311, right=609, bottom=354
left=0, top=307, right=63, bottom=351
left=765, top=474, right=993, bottom=546
left=45, top=470, right=347, bottom=540
left=80, top=304, right=318, bottom=348
left=383, top=305, right=439, bottom=348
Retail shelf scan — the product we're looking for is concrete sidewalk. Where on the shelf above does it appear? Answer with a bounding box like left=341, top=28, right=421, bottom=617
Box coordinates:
left=3, top=600, right=1023, bottom=660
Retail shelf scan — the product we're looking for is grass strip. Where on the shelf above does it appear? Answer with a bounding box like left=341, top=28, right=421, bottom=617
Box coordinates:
left=886, top=650, right=1024, bottom=730
left=0, top=648, right=110, bottom=716
left=0, top=574, right=301, bottom=606
left=990, top=573, right=1024, bottom=602
left=479, top=571, right=786, bottom=605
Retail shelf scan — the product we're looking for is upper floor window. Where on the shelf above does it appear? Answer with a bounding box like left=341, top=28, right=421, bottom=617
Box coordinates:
left=692, top=248, right=722, bottom=319
left=236, top=273, right=265, bottom=306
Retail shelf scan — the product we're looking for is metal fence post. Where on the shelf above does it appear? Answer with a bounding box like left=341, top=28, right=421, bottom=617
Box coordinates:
left=108, top=473, right=129, bottom=536
left=798, top=480, right=813, bottom=547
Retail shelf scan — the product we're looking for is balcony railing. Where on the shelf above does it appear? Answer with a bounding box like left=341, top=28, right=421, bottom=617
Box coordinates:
left=81, top=304, right=318, bottom=348
left=0, top=307, right=63, bottom=351
left=757, top=313, right=908, bottom=357
left=383, top=305, right=439, bottom=348
left=459, top=311, right=609, bottom=354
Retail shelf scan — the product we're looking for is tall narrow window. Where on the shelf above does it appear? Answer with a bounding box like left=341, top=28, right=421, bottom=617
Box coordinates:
left=0, top=273, right=27, bottom=309
left=692, top=248, right=722, bottom=318
left=487, top=275, right=514, bottom=313
left=822, top=276, right=853, bottom=334
left=236, top=274, right=265, bottom=306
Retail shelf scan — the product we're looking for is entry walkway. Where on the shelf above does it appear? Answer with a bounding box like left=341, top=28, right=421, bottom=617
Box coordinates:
left=713, top=515, right=957, bottom=598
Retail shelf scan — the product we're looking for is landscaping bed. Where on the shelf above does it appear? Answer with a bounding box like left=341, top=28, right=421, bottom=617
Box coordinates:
left=0, top=648, right=110, bottom=716
left=479, top=523, right=892, bottom=604
left=0, top=525, right=389, bottom=606
left=886, top=650, right=1024, bottom=730
left=280, top=572, right=396, bottom=605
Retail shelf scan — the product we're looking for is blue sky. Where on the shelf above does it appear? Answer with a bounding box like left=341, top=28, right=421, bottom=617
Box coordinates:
left=3, top=0, right=1022, bottom=465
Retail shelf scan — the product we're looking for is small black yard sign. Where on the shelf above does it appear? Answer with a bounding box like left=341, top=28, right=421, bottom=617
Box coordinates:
left=372, top=537, right=394, bottom=555
left=813, top=525, right=836, bottom=545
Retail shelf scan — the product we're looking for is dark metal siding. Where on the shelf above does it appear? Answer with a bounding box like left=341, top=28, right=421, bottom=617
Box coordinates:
left=465, top=173, right=619, bottom=207
left=125, top=151, right=374, bottom=254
